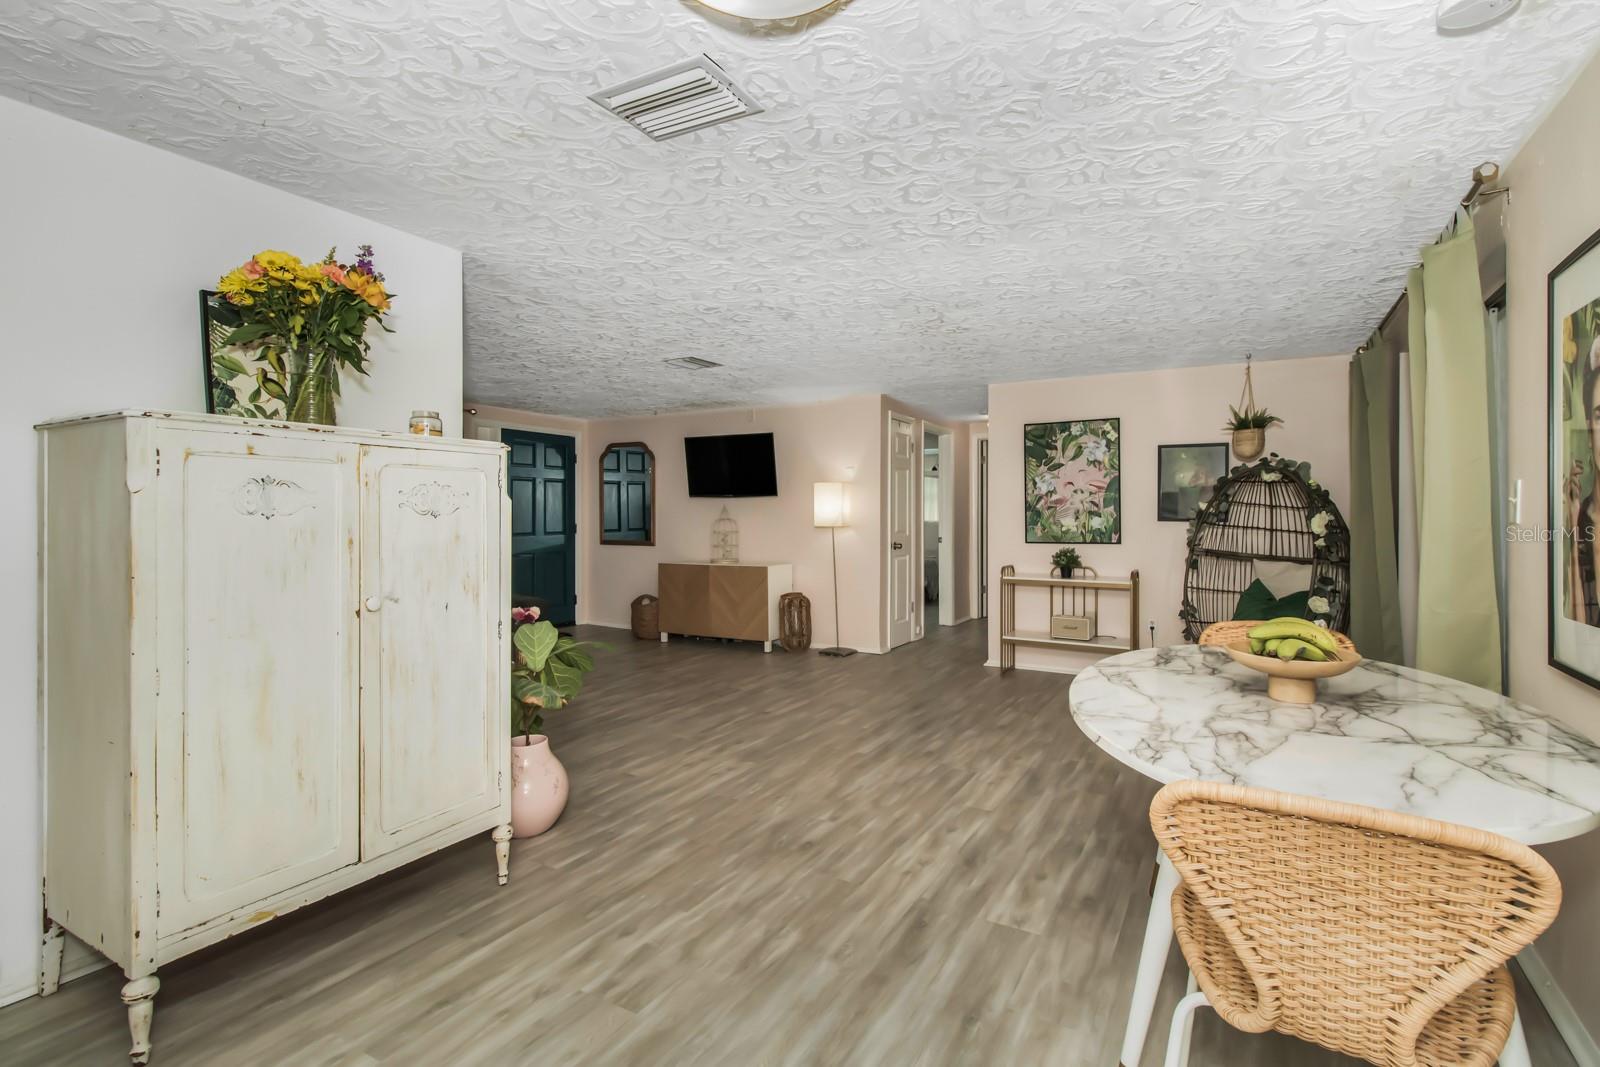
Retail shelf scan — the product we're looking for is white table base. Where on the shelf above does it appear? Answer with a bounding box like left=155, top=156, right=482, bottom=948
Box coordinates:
left=1121, top=850, right=1179, bottom=1067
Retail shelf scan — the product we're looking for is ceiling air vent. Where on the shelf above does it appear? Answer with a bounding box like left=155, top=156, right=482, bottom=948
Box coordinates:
left=664, top=356, right=723, bottom=370
left=589, top=55, right=763, bottom=142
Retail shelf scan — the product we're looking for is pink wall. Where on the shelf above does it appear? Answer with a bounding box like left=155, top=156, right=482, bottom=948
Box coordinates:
left=986, top=354, right=1352, bottom=670
left=584, top=396, right=888, bottom=651
left=1502, top=50, right=1600, bottom=1039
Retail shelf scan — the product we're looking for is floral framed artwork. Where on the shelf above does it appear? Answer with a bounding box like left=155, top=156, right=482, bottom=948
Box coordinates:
left=1157, top=442, right=1229, bottom=522
left=1024, top=418, right=1120, bottom=543
left=1549, top=224, right=1600, bottom=689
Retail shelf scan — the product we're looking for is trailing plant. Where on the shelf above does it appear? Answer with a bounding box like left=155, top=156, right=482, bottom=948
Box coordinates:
left=509, top=605, right=603, bottom=738
left=1051, top=547, right=1082, bottom=574
left=1223, top=405, right=1284, bottom=431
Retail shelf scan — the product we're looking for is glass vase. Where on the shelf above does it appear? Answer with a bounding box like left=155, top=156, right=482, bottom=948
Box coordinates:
left=285, top=348, right=339, bottom=426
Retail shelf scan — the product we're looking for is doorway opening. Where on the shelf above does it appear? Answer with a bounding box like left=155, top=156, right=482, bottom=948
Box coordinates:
left=923, top=426, right=955, bottom=631
left=504, top=429, right=577, bottom=626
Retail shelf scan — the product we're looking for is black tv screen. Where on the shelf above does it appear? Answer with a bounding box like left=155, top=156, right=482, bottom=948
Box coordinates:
left=685, top=433, right=778, bottom=497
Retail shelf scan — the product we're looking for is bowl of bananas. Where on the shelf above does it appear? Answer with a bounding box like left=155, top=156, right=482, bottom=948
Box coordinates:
left=1221, top=617, right=1361, bottom=704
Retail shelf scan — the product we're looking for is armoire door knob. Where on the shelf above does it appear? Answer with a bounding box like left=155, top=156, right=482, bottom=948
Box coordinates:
left=364, top=596, right=382, bottom=612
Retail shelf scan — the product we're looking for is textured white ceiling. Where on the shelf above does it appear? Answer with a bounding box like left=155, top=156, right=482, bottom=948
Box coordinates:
left=3, top=1, right=1597, bottom=418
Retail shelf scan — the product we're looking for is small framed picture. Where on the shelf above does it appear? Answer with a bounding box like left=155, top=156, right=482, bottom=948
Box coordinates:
left=1549, top=224, right=1600, bottom=689
left=1157, top=442, right=1229, bottom=522
left=201, top=289, right=286, bottom=420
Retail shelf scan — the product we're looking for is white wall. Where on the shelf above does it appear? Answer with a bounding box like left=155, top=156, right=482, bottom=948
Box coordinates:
left=986, top=355, right=1352, bottom=671
left=0, top=95, right=464, bottom=1004
left=1502, top=49, right=1600, bottom=1044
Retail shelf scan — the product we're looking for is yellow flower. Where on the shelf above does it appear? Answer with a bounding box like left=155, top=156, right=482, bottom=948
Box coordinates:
left=344, top=270, right=390, bottom=311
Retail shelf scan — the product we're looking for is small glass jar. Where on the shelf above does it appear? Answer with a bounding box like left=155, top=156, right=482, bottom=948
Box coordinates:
left=409, top=410, right=443, bottom=437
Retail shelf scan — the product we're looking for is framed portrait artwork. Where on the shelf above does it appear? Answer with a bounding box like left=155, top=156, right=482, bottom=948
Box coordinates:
left=1156, top=442, right=1229, bottom=522
left=1023, top=418, right=1120, bottom=543
left=1549, top=225, right=1600, bottom=688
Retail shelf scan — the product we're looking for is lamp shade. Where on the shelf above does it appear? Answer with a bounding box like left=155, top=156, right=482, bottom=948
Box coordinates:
left=814, top=482, right=847, bottom=528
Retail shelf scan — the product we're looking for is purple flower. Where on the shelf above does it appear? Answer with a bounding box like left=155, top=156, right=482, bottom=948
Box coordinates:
left=354, top=243, right=384, bottom=282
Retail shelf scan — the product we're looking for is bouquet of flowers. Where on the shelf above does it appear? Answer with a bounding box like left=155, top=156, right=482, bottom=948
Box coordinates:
left=213, top=245, right=394, bottom=424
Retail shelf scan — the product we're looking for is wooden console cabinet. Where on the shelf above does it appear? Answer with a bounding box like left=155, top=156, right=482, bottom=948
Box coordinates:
left=658, top=562, right=792, bottom=652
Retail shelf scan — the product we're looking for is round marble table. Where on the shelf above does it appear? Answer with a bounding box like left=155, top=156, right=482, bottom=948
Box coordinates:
left=1069, top=644, right=1600, bottom=1067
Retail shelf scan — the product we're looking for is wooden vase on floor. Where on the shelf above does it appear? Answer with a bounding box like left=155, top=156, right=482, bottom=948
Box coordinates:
left=511, top=735, right=569, bottom=838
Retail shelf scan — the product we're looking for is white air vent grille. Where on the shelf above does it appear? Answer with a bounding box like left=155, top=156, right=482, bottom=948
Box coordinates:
left=590, top=56, right=763, bottom=142
left=665, top=356, right=723, bottom=370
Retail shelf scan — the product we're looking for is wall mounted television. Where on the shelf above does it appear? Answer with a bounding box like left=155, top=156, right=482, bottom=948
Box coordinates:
left=684, top=432, right=778, bottom=497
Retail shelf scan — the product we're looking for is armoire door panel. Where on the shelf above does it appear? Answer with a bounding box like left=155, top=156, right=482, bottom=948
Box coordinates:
left=153, top=432, right=361, bottom=936
left=360, top=448, right=501, bottom=859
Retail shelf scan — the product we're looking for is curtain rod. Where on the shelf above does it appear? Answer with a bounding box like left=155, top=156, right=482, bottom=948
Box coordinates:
left=1361, top=162, right=1510, bottom=346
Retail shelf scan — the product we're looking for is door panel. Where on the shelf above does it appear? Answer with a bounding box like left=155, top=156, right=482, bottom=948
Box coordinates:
left=506, top=430, right=576, bottom=625
left=360, top=447, right=502, bottom=859
left=889, top=417, right=917, bottom=648
left=154, top=431, right=360, bottom=935
left=658, top=563, right=709, bottom=634
left=708, top=566, right=767, bottom=640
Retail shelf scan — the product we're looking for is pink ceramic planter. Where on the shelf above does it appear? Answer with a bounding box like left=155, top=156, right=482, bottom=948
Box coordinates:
left=511, top=735, right=569, bottom=838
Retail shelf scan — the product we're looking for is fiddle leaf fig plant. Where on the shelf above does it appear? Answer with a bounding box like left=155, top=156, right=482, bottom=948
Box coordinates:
left=510, top=609, right=603, bottom=739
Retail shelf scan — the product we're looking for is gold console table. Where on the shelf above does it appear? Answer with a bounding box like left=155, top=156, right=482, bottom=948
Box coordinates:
left=999, top=565, right=1140, bottom=673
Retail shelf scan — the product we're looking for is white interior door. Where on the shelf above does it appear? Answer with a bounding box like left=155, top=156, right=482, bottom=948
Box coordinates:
left=154, top=431, right=361, bottom=936
left=889, top=415, right=916, bottom=648
left=359, top=445, right=503, bottom=859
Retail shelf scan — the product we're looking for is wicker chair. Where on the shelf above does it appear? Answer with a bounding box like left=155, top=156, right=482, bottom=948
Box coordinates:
left=1149, top=780, right=1561, bottom=1067
left=1197, top=619, right=1356, bottom=653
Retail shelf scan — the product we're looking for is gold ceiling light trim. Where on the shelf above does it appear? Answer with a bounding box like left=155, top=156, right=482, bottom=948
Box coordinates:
left=693, top=0, right=841, bottom=20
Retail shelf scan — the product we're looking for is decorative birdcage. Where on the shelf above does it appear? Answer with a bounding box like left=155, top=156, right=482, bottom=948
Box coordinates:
left=711, top=506, right=739, bottom=564
left=1180, top=455, right=1350, bottom=641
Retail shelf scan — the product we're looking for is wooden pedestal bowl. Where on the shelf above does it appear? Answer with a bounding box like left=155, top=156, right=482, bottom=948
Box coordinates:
left=1222, top=639, right=1361, bottom=704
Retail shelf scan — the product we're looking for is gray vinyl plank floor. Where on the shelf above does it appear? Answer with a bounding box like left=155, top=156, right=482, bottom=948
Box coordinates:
left=0, top=621, right=1576, bottom=1065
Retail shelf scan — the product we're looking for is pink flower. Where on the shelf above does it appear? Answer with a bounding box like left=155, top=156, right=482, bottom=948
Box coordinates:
left=240, top=260, right=265, bottom=279
left=512, top=606, right=541, bottom=624
left=319, top=262, right=348, bottom=284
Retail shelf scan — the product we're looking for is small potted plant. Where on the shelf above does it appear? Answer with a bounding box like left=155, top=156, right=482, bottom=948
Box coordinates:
left=508, top=606, right=602, bottom=838
left=1225, top=405, right=1283, bottom=461
left=1051, top=547, right=1082, bottom=578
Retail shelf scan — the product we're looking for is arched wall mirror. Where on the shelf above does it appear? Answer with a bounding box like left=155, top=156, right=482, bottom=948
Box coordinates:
left=599, top=442, right=655, bottom=545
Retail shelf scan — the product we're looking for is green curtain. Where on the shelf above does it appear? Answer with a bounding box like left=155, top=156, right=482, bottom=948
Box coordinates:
left=1411, top=212, right=1502, bottom=691
left=1348, top=336, right=1403, bottom=661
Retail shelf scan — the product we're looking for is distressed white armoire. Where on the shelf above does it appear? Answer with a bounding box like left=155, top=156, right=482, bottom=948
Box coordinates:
left=36, top=412, right=511, bottom=1064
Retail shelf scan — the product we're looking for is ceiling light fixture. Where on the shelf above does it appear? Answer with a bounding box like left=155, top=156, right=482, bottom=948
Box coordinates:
left=664, top=356, right=723, bottom=370
left=1436, top=0, right=1520, bottom=33
left=694, top=0, right=840, bottom=20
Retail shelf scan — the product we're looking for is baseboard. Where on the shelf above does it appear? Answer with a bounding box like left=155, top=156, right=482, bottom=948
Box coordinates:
left=942, top=615, right=973, bottom=626
left=0, top=978, right=32, bottom=1009
left=1519, top=946, right=1600, bottom=1067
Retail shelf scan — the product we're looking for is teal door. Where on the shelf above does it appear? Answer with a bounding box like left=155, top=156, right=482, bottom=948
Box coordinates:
left=504, top=430, right=576, bottom=626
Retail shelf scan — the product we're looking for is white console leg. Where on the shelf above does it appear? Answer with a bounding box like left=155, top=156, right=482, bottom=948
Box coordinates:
left=121, top=974, right=159, bottom=1065
left=493, top=823, right=512, bottom=886
left=763, top=640, right=772, bottom=653
left=40, top=920, right=65, bottom=996
left=659, top=632, right=668, bottom=643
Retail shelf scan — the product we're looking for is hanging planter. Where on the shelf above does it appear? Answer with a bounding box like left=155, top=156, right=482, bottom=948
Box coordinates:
left=1225, top=354, right=1283, bottom=461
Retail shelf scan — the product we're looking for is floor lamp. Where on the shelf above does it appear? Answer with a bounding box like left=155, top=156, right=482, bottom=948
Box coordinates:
left=814, top=482, right=856, bottom=657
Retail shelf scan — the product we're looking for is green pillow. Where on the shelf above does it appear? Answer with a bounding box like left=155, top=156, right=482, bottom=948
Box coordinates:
left=1232, top=578, right=1310, bottom=621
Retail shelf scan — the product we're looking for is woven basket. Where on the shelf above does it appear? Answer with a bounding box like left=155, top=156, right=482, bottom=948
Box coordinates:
left=630, top=594, right=659, bottom=641
left=1198, top=619, right=1355, bottom=653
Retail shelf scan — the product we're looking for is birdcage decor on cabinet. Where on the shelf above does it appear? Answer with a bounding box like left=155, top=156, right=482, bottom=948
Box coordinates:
left=711, top=506, right=740, bottom=564
left=1179, top=455, right=1350, bottom=641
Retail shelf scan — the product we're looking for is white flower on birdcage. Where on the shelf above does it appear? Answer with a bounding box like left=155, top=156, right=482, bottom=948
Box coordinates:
left=1309, top=511, right=1332, bottom=535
